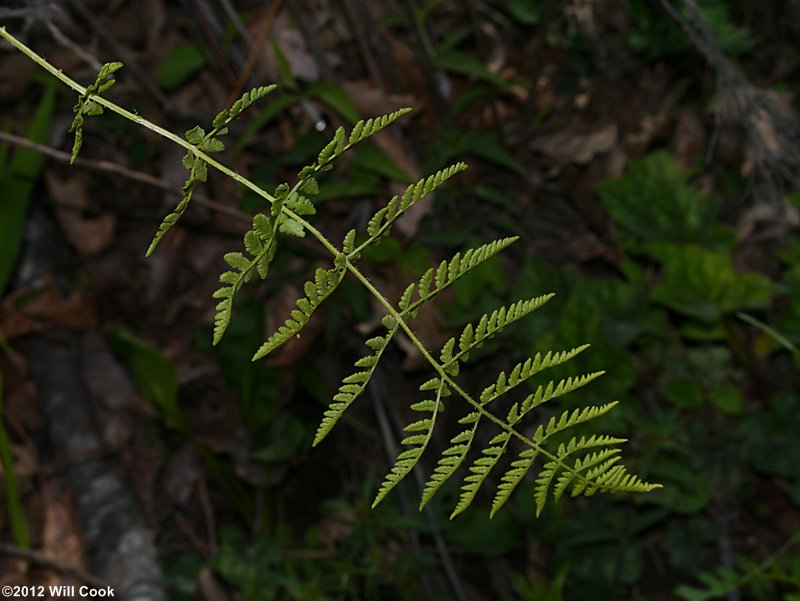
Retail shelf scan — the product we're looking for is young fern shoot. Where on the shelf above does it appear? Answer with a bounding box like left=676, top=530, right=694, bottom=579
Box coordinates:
left=1, top=28, right=661, bottom=519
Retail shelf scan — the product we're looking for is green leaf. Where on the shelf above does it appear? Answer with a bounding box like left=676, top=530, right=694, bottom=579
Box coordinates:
left=708, top=384, right=744, bottom=415
left=0, top=372, right=29, bottom=548
left=156, top=42, right=207, bottom=90
left=0, top=85, right=56, bottom=294
left=107, top=326, right=183, bottom=430
left=650, top=245, right=773, bottom=322
left=506, top=0, right=543, bottom=25
left=307, top=80, right=360, bottom=124
left=597, top=151, right=734, bottom=252
left=435, top=50, right=509, bottom=89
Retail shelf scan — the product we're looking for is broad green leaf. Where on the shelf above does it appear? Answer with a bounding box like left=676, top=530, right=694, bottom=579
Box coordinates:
left=156, top=42, right=207, bottom=90
left=597, top=151, right=734, bottom=252
left=107, top=326, right=183, bottom=430
left=650, top=245, right=773, bottom=322
left=307, top=80, right=360, bottom=124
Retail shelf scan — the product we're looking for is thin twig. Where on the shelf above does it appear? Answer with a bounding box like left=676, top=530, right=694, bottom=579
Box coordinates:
left=0, top=132, right=249, bottom=222
left=45, top=20, right=102, bottom=72
left=0, top=543, right=108, bottom=589
left=65, top=0, right=173, bottom=112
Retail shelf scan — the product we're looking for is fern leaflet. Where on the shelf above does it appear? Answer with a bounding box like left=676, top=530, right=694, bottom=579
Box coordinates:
left=314, top=319, right=399, bottom=446
left=253, top=266, right=346, bottom=360
left=69, top=61, right=123, bottom=164
left=372, top=378, right=447, bottom=506
left=147, top=86, right=277, bottom=256
left=211, top=214, right=276, bottom=344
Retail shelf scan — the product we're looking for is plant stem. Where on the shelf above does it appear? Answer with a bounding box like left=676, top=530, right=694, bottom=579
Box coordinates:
left=0, top=26, right=649, bottom=496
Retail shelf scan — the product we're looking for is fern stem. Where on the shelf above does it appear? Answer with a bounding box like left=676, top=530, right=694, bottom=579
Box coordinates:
left=0, top=27, right=279, bottom=205
left=344, top=264, right=653, bottom=495
left=342, top=264, right=604, bottom=491
left=0, top=27, right=345, bottom=261
left=0, top=26, right=654, bottom=499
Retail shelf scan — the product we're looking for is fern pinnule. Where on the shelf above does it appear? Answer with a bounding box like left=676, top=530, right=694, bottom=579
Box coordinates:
left=147, top=86, right=277, bottom=256
left=419, top=410, right=481, bottom=509
left=252, top=266, right=346, bottom=360
left=314, top=322, right=400, bottom=446
left=479, top=345, right=590, bottom=404
left=372, top=379, right=447, bottom=507
left=69, top=61, right=123, bottom=164
left=212, top=214, right=276, bottom=344
left=400, top=237, right=519, bottom=318
left=353, top=163, right=469, bottom=255
left=451, top=429, right=512, bottom=518
left=442, top=294, right=556, bottom=371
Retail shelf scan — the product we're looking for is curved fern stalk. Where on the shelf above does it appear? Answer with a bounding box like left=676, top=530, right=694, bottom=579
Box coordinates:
left=147, top=85, right=277, bottom=256
left=69, top=61, right=123, bottom=164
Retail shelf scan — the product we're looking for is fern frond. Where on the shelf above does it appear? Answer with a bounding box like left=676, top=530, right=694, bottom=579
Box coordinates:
left=212, top=214, right=276, bottom=344
left=451, top=429, right=512, bottom=518
left=314, top=322, right=399, bottom=446
left=533, top=402, right=618, bottom=444
left=147, top=86, right=276, bottom=256
left=521, top=372, right=605, bottom=415
left=372, top=379, right=447, bottom=506
left=531, top=425, right=659, bottom=516
left=395, top=237, right=520, bottom=319
left=253, top=266, right=346, bottom=360
left=352, top=163, right=469, bottom=255
left=69, top=61, right=123, bottom=164
left=479, top=345, right=590, bottom=404
left=490, top=448, right=540, bottom=517
left=490, top=404, right=625, bottom=516
left=347, top=108, right=413, bottom=148
left=419, top=410, right=480, bottom=508
left=302, top=108, right=412, bottom=179
left=492, top=433, right=630, bottom=517
left=441, top=294, right=555, bottom=374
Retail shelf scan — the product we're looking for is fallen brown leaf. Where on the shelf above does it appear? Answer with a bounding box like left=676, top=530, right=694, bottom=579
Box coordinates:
left=45, top=172, right=116, bottom=256
left=41, top=488, right=87, bottom=588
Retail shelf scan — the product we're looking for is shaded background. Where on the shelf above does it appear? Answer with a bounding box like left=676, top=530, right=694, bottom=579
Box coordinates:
left=1, top=1, right=800, bottom=599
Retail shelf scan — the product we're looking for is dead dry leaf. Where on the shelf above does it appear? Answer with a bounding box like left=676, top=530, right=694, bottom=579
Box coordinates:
left=197, top=565, right=231, bottom=601
left=17, top=273, right=96, bottom=331
left=41, top=488, right=87, bottom=587
left=45, top=172, right=116, bottom=256
left=533, top=124, right=618, bottom=165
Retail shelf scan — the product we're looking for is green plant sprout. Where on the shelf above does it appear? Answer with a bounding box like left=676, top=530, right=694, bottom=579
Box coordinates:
left=0, top=27, right=660, bottom=518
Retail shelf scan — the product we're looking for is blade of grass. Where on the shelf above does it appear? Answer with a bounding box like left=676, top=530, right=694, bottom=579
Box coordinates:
left=736, top=311, right=800, bottom=365
left=0, top=83, right=56, bottom=294
left=0, top=371, right=30, bottom=548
